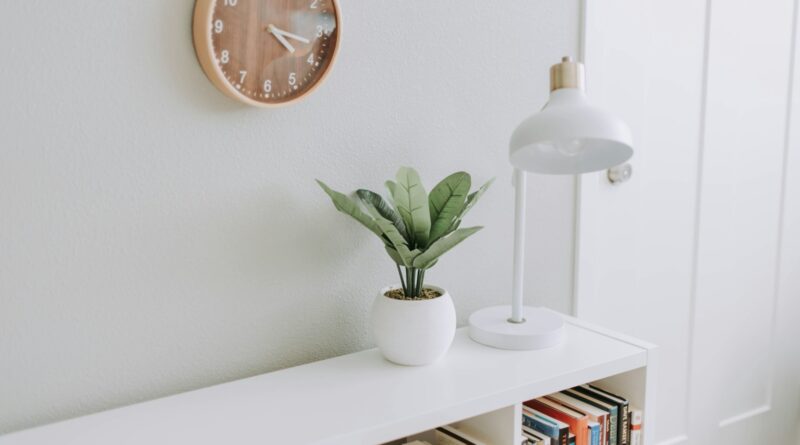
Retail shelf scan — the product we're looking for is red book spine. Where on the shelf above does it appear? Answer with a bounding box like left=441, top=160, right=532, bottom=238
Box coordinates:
left=525, top=399, right=589, bottom=445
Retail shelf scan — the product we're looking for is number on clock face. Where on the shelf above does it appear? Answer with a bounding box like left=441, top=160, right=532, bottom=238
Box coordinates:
left=204, top=0, right=339, bottom=105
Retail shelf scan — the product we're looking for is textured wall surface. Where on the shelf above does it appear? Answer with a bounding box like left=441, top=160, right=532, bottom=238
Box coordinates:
left=0, top=0, right=579, bottom=433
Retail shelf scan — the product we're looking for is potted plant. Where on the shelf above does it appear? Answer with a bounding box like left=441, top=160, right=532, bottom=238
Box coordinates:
left=317, top=167, right=491, bottom=365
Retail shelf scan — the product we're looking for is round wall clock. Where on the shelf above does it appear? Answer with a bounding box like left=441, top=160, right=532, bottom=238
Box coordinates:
left=192, top=0, right=340, bottom=107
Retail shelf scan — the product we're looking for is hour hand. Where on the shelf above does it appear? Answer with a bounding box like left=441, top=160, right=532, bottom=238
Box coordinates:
left=268, top=25, right=296, bottom=53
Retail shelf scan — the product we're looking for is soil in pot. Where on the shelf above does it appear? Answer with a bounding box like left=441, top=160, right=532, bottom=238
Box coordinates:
left=384, top=288, right=442, bottom=300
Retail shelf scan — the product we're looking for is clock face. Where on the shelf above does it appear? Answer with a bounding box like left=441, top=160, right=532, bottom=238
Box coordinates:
left=193, top=0, right=340, bottom=106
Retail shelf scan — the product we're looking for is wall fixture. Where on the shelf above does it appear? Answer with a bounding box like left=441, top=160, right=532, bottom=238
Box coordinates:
left=468, top=57, right=634, bottom=350
left=607, top=163, right=633, bottom=184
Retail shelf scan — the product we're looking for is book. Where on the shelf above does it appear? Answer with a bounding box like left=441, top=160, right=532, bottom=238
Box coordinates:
left=521, top=427, right=539, bottom=445
left=587, top=420, right=600, bottom=445
left=572, top=385, right=628, bottom=445
left=522, top=426, right=553, bottom=445
left=548, top=392, right=609, bottom=445
left=563, top=389, right=617, bottom=445
left=523, top=425, right=552, bottom=445
left=522, top=426, right=540, bottom=445
left=629, top=408, right=642, bottom=445
left=523, top=406, right=570, bottom=445
left=587, top=385, right=629, bottom=445
left=526, top=398, right=589, bottom=445
left=435, top=425, right=488, bottom=445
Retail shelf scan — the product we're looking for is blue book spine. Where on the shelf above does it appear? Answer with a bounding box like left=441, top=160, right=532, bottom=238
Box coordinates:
left=589, top=423, right=600, bottom=445
left=523, top=413, right=559, bottom=441
left=612, top=406, right=619, bottom=444
left=608, top=406, right=618, bottom=444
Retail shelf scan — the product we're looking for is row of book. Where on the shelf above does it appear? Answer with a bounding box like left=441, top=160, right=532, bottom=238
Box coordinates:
left=522, top=384, right=642, bottom=445
left=389, top=384, right=642, bottom=445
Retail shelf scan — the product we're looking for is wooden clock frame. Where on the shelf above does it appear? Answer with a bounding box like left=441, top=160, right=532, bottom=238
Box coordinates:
left=191, top=0, right=341, bottom=107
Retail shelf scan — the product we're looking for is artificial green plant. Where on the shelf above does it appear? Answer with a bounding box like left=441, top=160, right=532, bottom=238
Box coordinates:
left=317, top=167, right=492, bottom=299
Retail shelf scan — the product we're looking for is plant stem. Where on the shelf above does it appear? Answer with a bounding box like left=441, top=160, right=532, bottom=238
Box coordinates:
left=418, top=269, right=426, bottom=296
left=412, top=268, right=418, bottom=297
left=407, top=267, right=417, bottom=298
left=405, top=267, right=413, bottom=298
left=396, top=264, right=406, bottom=293
left=411, top=267, right=418, bottom=298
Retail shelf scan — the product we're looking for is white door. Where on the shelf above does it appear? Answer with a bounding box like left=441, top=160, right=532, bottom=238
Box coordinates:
left=577, top=1, right=800, bottom=444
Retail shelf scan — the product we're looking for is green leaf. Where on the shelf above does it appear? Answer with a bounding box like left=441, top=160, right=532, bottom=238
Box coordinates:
left=384, top=180, right=398, bottom=207
left=385, top=180, right=397, bottom=199
left=316, top=180, right=382, bottom=238
left=385, top=246, right=422, bottom=270
left=428, top=172, right=471, bottom=244
left=368, top=211, right=417, bottom=267
left=394, top=167, right=431, bottom=248
left=412, top=226, right=483, bottom=269
left=385, top=246, right=404, bottom=266
left=356, top=189, right=408, bottom=241
left=452, top=178, right=494, bottom=229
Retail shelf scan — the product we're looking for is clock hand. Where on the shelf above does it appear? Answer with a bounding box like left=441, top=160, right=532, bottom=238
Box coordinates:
left=268, top=25, right=310, bottom=44
left=268, top=24, right=296, bottom=53
left=274, top=29, right=310, bottom=44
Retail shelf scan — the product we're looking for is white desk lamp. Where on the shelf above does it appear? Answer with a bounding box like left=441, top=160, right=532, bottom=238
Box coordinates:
left=468, top=57, right=634, bottom=350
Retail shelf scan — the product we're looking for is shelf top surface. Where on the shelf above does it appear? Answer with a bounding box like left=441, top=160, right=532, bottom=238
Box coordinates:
left=1, top=316, right=651, bottom=445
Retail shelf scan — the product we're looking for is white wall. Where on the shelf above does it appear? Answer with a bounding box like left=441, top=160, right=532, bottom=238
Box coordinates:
left=0, top=0, right=581, bottom=434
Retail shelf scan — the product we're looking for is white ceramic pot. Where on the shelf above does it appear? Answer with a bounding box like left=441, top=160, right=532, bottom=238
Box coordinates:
left=371, top=284, right=456, bottom=366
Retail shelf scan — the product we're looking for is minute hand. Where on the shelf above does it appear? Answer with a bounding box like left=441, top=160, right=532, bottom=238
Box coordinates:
left=272, top=27, right=310, bottom=44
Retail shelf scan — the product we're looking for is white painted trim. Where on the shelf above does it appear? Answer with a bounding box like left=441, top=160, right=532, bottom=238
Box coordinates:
left=656, top=434, right=689, bottom=445
left=719, top=404, right=771, bottom=428
left=684, top=0, right=713, bottom=440
left=766, top=0, right=800, bottom=410
left=572, top=0, right=588, bottom=318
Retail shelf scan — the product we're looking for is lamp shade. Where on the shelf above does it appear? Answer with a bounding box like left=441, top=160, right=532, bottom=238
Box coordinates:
left=509, top=88, right=633, bottom=175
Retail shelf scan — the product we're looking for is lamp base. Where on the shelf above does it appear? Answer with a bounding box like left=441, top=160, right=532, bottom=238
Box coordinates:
left=468, top=305, right=565, bottom=350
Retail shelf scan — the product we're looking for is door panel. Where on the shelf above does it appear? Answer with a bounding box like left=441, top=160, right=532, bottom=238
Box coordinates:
left=690, top=0, right=794, bottom=440
left=579, top=0, right=798, bottom=443
left=579, top=0, right=706, bottom=442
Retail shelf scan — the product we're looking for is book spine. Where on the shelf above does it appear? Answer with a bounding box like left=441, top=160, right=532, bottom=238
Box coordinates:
left=629, top=409, right=642, bottom=445
left=587, top=386, right=628, bottom=445
left=563, top=389, right=614, bottom=445
left=573, top=387, right=619, bottom=445
left=615, top=401, right=628, bottom=445
left=523, top=413, right=560, bottom=442
left=588, top=424, right=600, bottom=445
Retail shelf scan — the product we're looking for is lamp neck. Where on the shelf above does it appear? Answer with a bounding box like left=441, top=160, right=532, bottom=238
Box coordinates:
left=550, top=56, right=585, bottom=92
left=510, top=168, right=527, bottom=323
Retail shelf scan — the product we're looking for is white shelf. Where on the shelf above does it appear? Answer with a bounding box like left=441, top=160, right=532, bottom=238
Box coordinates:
left=0, top=313, right=656, bottom=445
